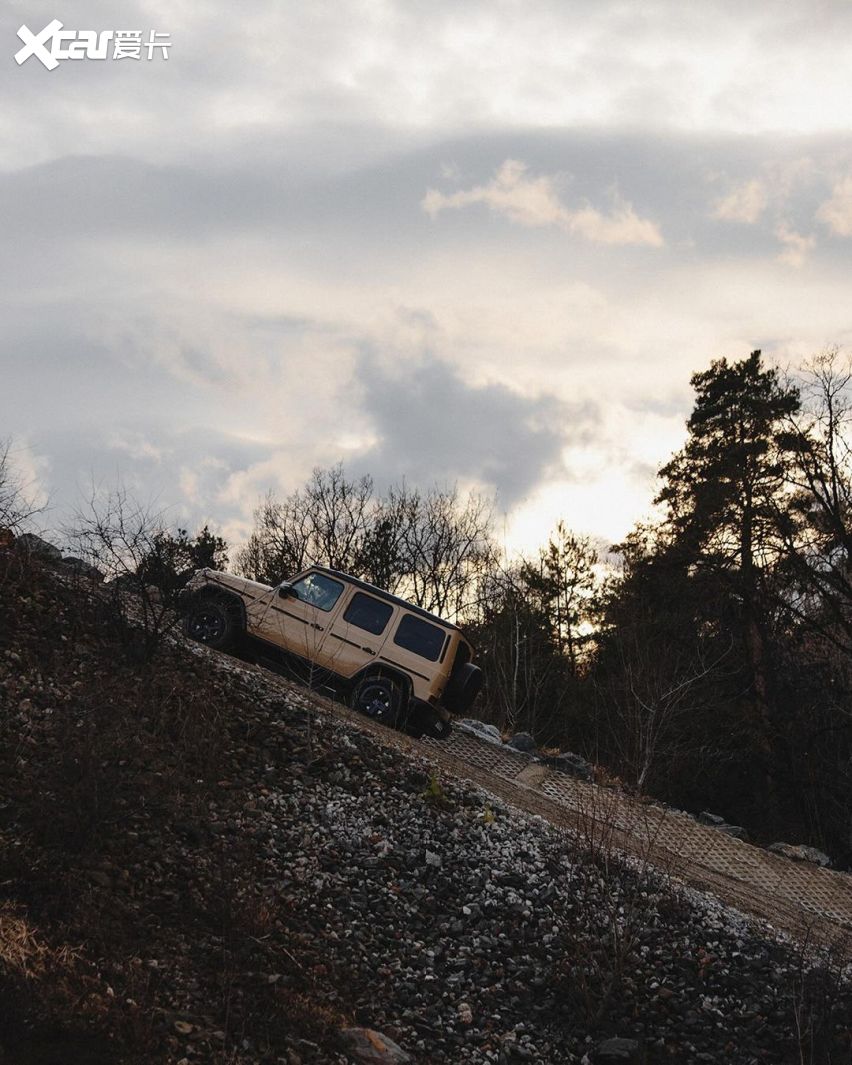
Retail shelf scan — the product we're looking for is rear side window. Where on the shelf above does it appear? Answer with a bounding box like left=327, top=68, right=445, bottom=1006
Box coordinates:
left=393, top=613, right=446, bottom=662
left=343, top=592, right=393, bottom=636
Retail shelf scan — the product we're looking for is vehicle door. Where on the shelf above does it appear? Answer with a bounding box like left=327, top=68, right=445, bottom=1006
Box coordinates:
left=258, top=570, right=346, bottom=672
left=377, top=611, right=452, bottom=701
left=324, top=589, right=397, bottom=678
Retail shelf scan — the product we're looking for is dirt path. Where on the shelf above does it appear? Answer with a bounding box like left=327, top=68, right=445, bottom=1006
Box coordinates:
left=214, top=647, right=852, bottom=953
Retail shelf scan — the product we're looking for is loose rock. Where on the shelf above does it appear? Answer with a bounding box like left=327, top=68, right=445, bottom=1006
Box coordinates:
left=340, top=1027, right=412, bottom=1064
left=768, top=842, right=832, bottom=867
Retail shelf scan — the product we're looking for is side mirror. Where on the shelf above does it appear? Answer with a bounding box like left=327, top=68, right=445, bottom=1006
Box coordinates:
left=278, top=582, right=299, bottom=599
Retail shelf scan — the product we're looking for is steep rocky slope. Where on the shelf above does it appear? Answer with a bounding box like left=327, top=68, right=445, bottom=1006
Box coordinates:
left=1, top=550, right=850, bottom=1064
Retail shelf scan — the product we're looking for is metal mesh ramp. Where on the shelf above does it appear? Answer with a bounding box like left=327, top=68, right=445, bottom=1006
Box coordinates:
left=210, top=654, right=852, bottom=948
left=422, top=730, right=852, bottom=944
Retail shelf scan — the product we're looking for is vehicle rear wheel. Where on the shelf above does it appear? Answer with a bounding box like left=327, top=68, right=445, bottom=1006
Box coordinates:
left=350, top=675, right=403, bottom=728
left=183, top=595, right=239, bottom=652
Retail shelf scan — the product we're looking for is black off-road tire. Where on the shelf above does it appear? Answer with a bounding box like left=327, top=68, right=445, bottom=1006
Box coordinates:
left=350, top=674, right=404, bottom=728
left=442, top=662, right=483, bottom=715
left=182, top=594, right=240, bottom=652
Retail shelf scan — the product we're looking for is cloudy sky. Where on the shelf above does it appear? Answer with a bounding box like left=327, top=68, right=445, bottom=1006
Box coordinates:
left=4, top=1, right=852, bottom=555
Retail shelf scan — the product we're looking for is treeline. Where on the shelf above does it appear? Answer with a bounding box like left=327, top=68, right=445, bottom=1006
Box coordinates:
left=236, top=468, right=495, bottom=621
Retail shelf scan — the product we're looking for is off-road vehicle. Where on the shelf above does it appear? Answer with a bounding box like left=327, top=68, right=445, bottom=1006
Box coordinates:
left=181, top=566, right=482, bottom=739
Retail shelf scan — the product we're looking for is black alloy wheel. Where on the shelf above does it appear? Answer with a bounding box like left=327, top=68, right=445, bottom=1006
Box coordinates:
left=351, top=675, right=402, bottom=727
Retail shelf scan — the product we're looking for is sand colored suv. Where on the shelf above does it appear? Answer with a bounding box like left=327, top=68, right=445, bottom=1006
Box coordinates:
left=181, top=565, right=482, bottom=739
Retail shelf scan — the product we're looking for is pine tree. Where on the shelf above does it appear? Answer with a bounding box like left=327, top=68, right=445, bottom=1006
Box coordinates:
left=655, top=350, right=800, bottom=797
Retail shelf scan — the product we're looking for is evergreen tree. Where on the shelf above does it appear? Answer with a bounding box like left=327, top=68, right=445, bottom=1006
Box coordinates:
left=655, top=350, right=800, bottom=795
left=137, top=524, right=229, bottom=601
left=531, top=523, right=599, bottom=671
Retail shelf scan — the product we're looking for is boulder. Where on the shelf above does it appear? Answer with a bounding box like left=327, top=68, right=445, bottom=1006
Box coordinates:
left=506, top=731, right=537, bottom=753
left=698, top=811, right=748, bottom=840
left=457, top=719, right=503, bottom=745
left=539, top=750, right=594, bottom=782
left=768, top=842, right=831, bottom=867
left=340, top=1028, right=411, bottom=1064
left=16, top=533, right=62, bottom=562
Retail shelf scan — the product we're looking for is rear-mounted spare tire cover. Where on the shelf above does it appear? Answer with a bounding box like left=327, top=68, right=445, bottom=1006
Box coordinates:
left=443, top=662, right=483, bottom=714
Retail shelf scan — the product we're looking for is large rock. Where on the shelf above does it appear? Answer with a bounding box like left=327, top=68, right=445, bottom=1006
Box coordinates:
left=340, top=1028, right=411, bottom=1064
left=506, top=731, right=537, bottom=753
left=457, top=719, right=503, bottom=745
left=698, top=811, right=748, bottom=841
left=768, top=842, right=831, bottom=867
left=16, top=533, right=62, bottom=562
left=539, top=750, right=594, bottom=781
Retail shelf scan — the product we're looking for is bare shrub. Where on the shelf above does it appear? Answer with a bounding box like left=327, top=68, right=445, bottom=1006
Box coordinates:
left=555, top=788, right=683, bottom=1029
left=63, top=485, right=180, bottom=660
left=0, top=437, right=43, bottom=533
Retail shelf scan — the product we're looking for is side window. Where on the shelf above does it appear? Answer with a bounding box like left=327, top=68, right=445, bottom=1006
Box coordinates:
left=393, top=614, right=446, bottom=662
left=343, top=592, right=394, bottom=636
left=290, top=572, right=344, bottom=612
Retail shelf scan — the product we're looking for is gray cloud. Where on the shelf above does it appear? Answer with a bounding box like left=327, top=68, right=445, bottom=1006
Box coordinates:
left=31, top=421, right=274, bottom=547
left=351, top=354, right=596, bottom=508
left=8, top=129, right=852, bottom=270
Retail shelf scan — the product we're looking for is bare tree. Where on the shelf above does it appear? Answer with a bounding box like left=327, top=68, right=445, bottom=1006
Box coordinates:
left=0, top=438, right=42, bottom=533
left=236, top=465, right=374, bottom=584
left=237, top=467, right=497, bottom=623
left=596, top=611, right=734, bottom=792
left=780, top=348, right=852, bottom=654
left=355, top=484, right=413, bottom=592
left=397, top=484, right=496, bottom=621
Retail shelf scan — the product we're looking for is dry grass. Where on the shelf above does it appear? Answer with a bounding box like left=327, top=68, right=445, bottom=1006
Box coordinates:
left=0, top=903, right=51, bottom=979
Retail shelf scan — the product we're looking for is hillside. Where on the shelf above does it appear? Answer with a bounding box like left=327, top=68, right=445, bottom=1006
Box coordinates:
left=1, top=546, right=851, bottom=1064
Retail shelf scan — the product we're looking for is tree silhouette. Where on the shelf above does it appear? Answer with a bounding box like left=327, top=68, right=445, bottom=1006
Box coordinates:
left=655, top=350, right=800, bottom=806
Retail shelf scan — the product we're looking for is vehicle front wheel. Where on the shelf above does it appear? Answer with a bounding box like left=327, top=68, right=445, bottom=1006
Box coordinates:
left=183, top=595, right=239, bottom=652
left=350, top=675, right=403, bottom=728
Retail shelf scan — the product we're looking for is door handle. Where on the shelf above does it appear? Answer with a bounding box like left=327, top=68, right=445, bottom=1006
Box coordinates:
left=362, top=647, right=375, bottom=655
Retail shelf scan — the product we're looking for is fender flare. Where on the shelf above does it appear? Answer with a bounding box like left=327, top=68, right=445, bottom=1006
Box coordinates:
left=349, top=664, right=413, bottom=703
left=182, top=585, right=247, bottom=631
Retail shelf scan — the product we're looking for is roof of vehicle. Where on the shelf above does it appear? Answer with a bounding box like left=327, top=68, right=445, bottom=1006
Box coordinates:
left=310, top=566, right=463, bottom=634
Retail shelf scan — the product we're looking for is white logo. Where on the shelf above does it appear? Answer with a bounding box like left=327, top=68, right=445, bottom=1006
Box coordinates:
left=15, top=21, right=171, bottom=69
